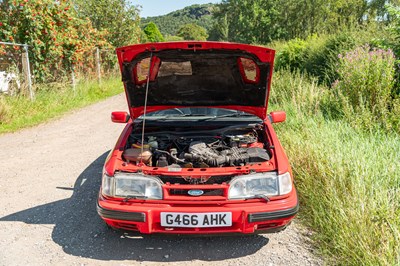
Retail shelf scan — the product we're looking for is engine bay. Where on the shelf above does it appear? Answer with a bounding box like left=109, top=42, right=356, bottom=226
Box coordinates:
left=123, top=123, right=272, bottom=168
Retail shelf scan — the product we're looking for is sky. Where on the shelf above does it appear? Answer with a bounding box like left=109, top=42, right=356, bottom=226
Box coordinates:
left=135, top=0, right=221, bottom=18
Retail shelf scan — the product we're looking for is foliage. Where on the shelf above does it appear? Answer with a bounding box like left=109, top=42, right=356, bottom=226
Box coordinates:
left=386, top=4, right=400, bottom=93
left=164, top=35, right=184, bottom=42
left=208, top=13, right=229, bottom=41
left=177, top=23, right=208, bottom=41
left=387, top=4, right=400, bottom=51
left=0, top=77, right=122, bottom=133
left=303, top=33, right=356, bottom=83
left=275, top=31, right=384, bottom=84
left=211, top=0, right=281, bottom=43
left=143, top=22, right=165, bottom=43
left=271, top=69, right=400, bottom=265
left=75, top=0, right=141, bottom=48
left=274, top=39, right=308, bottom=71
left=331, top=45, right=398, bottom=132
left=0, top=0, right=110, bottom=82
left=212, top=0, right=396, bottom=43
left=141, top=4, right=215, bottom=37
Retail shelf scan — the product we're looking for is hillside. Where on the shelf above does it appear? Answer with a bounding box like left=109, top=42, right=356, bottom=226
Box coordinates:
left=140, top=3, right=216, bottom=37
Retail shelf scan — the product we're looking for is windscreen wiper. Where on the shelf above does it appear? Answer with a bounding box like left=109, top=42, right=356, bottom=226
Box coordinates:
left=201, top=112, right=255, bottom=121
left=157, top=114, right=209, bottom=120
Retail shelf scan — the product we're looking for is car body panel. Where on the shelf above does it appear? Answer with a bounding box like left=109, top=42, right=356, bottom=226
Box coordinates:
left=98, top=188, right=298, bottom=234
left=116, top=41, right=275, bottom=120
left=98, top=42, right=298, bottom=235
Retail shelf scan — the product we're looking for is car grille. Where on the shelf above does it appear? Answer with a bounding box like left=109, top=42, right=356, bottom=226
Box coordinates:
left=169, top=188, right=224, bottom=196
left=163, top=183, right=229, bottom=200
left=159, top=175, right=233, bottom=184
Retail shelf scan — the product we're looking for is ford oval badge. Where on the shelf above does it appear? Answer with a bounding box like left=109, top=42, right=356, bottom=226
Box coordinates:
left=188, top=190, right=204, bottom=196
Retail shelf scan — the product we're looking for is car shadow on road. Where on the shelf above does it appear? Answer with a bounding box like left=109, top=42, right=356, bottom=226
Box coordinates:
left=0, top=152, right=270, bottom=262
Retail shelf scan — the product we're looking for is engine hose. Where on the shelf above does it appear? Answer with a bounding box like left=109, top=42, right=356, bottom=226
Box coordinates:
left=155, top=149, right=185, bottom=163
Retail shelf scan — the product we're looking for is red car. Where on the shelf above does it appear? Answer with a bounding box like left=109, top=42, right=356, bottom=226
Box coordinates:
left=97, top=41, right=298, bottom=234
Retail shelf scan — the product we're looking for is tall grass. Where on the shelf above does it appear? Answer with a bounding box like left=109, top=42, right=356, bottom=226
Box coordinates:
left=0, top=77, right=123, bottom=133
left=270, top=69, right=400, bottom=265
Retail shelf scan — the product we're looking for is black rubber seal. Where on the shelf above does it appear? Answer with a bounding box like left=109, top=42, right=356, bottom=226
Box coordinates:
left=248, top=204, right=299, bottom=223
left=97, top=202, right=146, bottom=222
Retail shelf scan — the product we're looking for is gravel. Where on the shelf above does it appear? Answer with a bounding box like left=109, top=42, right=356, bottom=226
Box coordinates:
left=0, top=94, right=322, bottom=265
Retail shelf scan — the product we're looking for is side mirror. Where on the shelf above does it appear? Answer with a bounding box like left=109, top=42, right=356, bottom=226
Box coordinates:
left=269, top=111, right=286, bottom=123
left=111, top=111, right=130, bottom=123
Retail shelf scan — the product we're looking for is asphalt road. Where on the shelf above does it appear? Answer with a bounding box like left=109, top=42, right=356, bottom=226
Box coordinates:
left=0, top=94, right=322, bottom=265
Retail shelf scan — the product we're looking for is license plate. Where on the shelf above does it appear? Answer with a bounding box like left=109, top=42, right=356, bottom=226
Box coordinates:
left=160, top=212, right=232, bottom=228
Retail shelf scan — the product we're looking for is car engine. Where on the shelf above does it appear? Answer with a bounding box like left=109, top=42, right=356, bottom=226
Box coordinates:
left=123, top=125, right=271, bottom=168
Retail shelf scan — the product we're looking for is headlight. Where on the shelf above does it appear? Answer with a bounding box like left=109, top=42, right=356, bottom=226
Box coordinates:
left=278, top=172, right=292, bottom=195
left=102, top=173, right=115, bottom=197
left=102, top=172, right=163, bottom=199
left=228, top=172, right=292, bottom=199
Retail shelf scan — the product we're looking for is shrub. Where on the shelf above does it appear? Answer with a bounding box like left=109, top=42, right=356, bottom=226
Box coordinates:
left=331, top=45, right=398, bottom=132
left=275, top=33, right=356, bottom=84
left=275, top=38, right=307, bottom=71
left=303, top=33, right=355, bottom=84
left=164, top=35, right=184, bottom=42
left=386, top=4, right=400, bottom=94
left=0, top=0, right=110, bottom=83
left=177, top=23, right=208, bottom=41
left=143, top=22, right=165, bottom=43
left=274, top=30, right=393, bottom=85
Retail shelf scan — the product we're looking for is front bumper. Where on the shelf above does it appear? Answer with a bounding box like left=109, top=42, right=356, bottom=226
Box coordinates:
left=97, top=189, right=298, bottom=234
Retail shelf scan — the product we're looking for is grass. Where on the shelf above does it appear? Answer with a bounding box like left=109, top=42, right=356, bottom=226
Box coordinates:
left=270, top=70, right=400, bottom=265
left=0, top=76, right=123, bottom=134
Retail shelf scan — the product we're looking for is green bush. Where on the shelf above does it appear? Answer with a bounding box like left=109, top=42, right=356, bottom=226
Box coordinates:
left=275, top=33, right=356, bottom=84
left=143, top=22, right=165, bottom=43
left=304, top=33, right=355, bottom=83
left=177, top=23, right=208, bottom=41
left=275, top=38, right=307, bottom=71
left=274, top=27, right=400, bottom=84
left=164, top=35, right=184, bottom=42
left=331, top=45, right=398, bottom=132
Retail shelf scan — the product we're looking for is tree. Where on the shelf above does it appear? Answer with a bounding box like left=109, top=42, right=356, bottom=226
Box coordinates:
left=213, top=0, right=399, bottom=43
left=164, top=35, right=184, bottom=42
left=0, top=0, right=109, bottom=82
left=387, top=4, right=400, bottom=44
left=209, top=13, right=229, bottom=41
left=211, top=0, right=281, bottom=43
left=141, top=4, right=214, bottom=37
left=75, top=0, right=141, bottom=47
left=177, top=23, right=208, bottom=41
left=143, top=22, right=165, bottom=42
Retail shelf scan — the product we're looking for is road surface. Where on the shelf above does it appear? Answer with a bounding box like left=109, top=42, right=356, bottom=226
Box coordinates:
left=0, top=94, right=322, bottom=265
